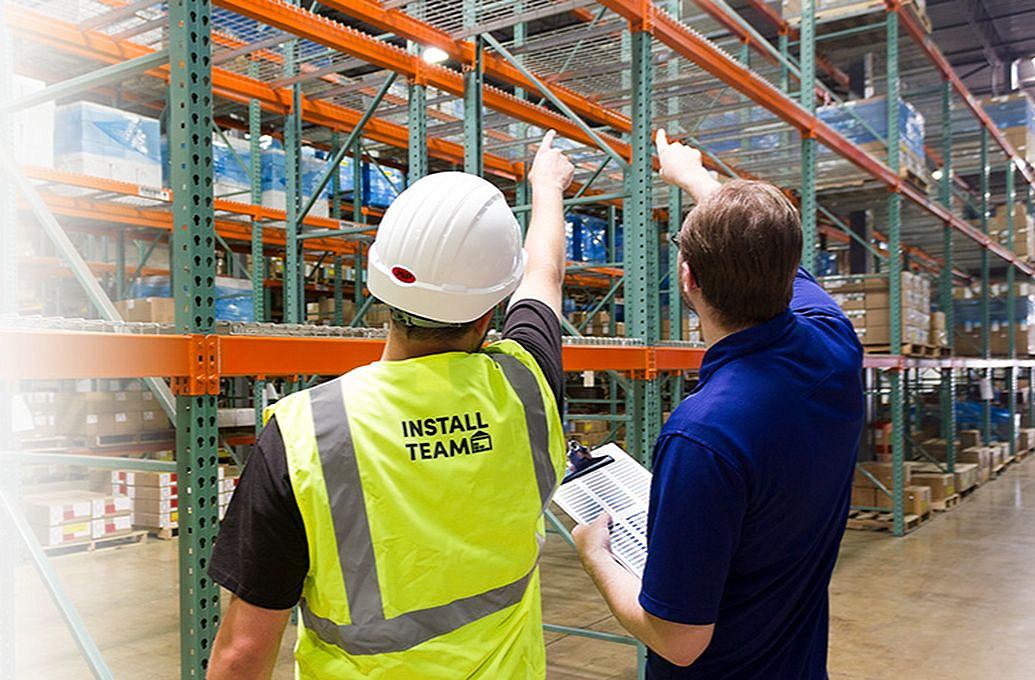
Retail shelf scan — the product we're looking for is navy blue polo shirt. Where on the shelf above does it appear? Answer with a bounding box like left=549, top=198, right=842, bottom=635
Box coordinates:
left=640, top=268, right=864, bottom=679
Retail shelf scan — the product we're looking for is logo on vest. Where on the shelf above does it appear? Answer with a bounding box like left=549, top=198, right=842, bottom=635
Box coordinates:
left=402, top=412, right=494, bottom=461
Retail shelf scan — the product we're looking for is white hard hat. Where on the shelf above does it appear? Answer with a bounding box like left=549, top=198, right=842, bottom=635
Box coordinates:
left=367, top=172, right=526, bottom=324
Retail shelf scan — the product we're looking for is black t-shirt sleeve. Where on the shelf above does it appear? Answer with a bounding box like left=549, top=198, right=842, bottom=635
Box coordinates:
left=209, top=416, right=308, bottom=610
left=501, top=299, right=564, bottom=411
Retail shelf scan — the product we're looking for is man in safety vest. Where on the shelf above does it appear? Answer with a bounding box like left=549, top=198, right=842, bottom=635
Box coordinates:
left=206, top=131, right=574, bottom=679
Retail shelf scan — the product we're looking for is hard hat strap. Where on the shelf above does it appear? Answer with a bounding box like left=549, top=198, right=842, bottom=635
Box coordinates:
left=390, top=307, right=469, bottom=329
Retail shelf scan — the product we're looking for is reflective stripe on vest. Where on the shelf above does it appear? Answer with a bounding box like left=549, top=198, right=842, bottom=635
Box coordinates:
left=301, top=353, right=557, bottom=656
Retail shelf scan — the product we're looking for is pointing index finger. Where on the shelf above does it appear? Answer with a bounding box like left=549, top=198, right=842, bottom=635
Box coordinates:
left=540, top=129, right=556, bottom=152
left=655, top=128, right=668, bottom=151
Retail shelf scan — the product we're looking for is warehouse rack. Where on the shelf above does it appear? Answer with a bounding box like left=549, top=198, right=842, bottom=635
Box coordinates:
left=2, top=0, right=1035, bottom=677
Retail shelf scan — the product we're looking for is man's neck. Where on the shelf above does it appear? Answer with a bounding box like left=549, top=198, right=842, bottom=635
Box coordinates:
left=699, top=313, right=747, bottom=349
left=381, top=331, right=476, bottom=362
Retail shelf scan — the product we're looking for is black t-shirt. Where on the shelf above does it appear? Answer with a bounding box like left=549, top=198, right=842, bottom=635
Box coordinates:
left=209, top=299, right=563, bottom=610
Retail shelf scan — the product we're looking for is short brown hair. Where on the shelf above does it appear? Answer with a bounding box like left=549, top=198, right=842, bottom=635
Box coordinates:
left=678, top=179, right=801, bottom=328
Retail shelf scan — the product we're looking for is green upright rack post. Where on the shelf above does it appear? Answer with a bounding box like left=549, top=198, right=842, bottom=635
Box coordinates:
left=886, top=9, right=906, bottom=536
left=250, top=59, right=266, bottom=434
left=463, top=0, right=483, bottom=177
left=168, top=1, right=220, bottom=675
left=980, top=128, right=991, bottom=443
left=799, top=0, right=817, bottom=274
left=284, top=26, right=303, bottom=326
left=625, top=27, right=661, bottom=464
left=938, top=80, right=956, bottom=473
left=1006, top=160, right=1017, bottom=459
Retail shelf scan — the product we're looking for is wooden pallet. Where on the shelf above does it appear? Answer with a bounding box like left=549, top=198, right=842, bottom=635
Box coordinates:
left=931, top=494, right=960, bottom=512
left=42, top=530, right=148, bottom=558
left=863, top=342, right=941, bottom=357
left=846, top=509, right=928, bottom=533
left=147, top=526, right=179, bottom=540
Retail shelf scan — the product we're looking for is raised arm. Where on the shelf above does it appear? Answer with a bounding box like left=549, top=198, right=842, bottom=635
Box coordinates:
left=508, top=130, right=574, bottom=318
left=655, top=128, right=721, bottom=204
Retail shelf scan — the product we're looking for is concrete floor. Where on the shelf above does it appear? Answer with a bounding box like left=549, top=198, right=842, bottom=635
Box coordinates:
left=11, top=458, right=1035, bottom=679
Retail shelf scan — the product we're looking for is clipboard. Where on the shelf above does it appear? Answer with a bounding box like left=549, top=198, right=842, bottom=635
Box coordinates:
left=552, top=443, right=651, bottom=577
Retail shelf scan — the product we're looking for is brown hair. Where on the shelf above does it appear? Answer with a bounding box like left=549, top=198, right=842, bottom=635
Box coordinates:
left=678, top=179, right=802, bottom=328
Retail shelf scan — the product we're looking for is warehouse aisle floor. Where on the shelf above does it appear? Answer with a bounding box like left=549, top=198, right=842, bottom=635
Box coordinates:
left=12, top=458, right=1035, bottom=679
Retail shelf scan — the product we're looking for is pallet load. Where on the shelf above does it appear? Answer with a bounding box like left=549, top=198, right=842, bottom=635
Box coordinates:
left=921, top=438, right=993, bottom=485
left=113, top=471, right=178, bottom=535
left=781, top=0, right=930, bottom=32
left=54, top=101, right=162, bottom=190
left=812, top=96, right=928, bottom=190
left=22, top=490, right=133, bottom=548
left=906, top=466, right=957, bottom=511
left=953, top=282, right=1035, bottom=356
left=567, top=419, right=611, bottom=449
left=929, top=311, right=948, bottom=350
left=986, top=204, right=1035, bottom=262
left=977, top=93, right=1035, bottom=164
left=822, top=272, right=931, bottom=352
left=851, top=462, right=931, bottom=517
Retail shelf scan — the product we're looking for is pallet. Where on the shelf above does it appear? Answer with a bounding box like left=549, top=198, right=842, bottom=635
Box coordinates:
left=846, top=509, right=928, bottom=533
left=863, top=343, right=941, bottom=357
left=147, top=526, right=179, bottom=540
left=786, top=0, right=932, bottom=34
left=993, top=463, right=1008, bottom=476
left=959, top=484, right=978, bottom=499
left=41, top=530, right=148, bottom=558
left=931, top=494, right=960, bottom=512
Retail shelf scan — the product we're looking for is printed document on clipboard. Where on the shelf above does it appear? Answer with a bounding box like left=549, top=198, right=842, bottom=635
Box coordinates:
left=553, top=443, right=651, bottom=577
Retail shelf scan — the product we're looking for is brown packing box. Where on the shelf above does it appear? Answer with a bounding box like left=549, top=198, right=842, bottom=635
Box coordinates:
left=960, top=430, right=982, bottom=449
left=113, top=411, right=143, bottom=435
left=114, top=297, right=175, bottom=323
left=855, top=462, right=910, bottom=489
left=113, top=470, right=176, bottom=487
left=32, top=521, right=93, bottom=547
left=116, top=484, right=175, bottom=501
left=957, top=446, right=991, bottom=470
left=22, top=492, right=93, bottom=526
left=141, top=409, right=170, bottom=432
left=133, top=497, right=178, bottom=514
left=133, top=510, right=178, bottom=529
left=909, top=472, right=955, bottom=501
left=851, top=486, right=876, bottom=507
left=953, top=463, right=979, bottom=493
left=874, top=485, right=930, bottom=516
left=91, top=514, right=133, bottom=539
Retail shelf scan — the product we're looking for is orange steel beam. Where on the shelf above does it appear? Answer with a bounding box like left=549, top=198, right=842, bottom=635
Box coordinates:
left=0, top=329, right=705, bottom=379
left=7, top=6, right=522, bottom=180
left=25, top=191, right=359, bottom=256
left=597, top=0, right=1035, bottom=277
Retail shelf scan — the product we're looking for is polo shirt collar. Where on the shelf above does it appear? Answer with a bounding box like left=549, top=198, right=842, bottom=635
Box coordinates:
left=695, top=309, right=796, bottom=388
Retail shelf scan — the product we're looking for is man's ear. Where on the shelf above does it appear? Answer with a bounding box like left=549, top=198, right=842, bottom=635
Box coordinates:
left=679, top=260, right=697, bottom=293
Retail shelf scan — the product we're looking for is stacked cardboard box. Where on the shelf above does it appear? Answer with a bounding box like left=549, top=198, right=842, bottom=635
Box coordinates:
left=114, top=471, right=178, bottom=531
left=114, top=297, right=175, bottom=323
left=980, top=93, right=1035, bottom=164
left=568, top=419, right=611, bottom=448
left=929, top=311, right=948, bottom=348
left=852, top=463, right=931, bottom=515
left=312, top=298, right=357, bottom=325
left=1018, top=427, right=1035, bottom=452
left=823, top=272, right=930, bottom=347
left=987, top=204, right=1035, bottom=261
left=908, top=469, right=956, bottom=503
left=57, top=389, right=170, bottom=438
left=22, top=490, right=133, bottom=547
left=953, top=282, right=1035, bottom=356
left=922, top=437, right=993, bottom=484
left=219, top=466, right=239, bottom=521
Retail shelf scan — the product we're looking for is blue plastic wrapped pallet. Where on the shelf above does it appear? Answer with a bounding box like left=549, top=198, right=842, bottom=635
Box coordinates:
left=817, top=96, right=925, bottom=158
left=261, top=146, right=332, bottom=217
left=54, top=101, right=162, bottom=186
left=566, top=214, right=608, bottom=263
left=128, top=276, right=255, bottom=322
left=982, top=95, right=1035, bottom=132
left=212, top=135, right=252, bottom=202
left=362, top=163, right=405, bottom=208
left=954, top=297, right=1035, bottom=325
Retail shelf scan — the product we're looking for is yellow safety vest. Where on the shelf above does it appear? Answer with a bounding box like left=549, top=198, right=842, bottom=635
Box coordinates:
left=267, top=339, right=566, bottom=679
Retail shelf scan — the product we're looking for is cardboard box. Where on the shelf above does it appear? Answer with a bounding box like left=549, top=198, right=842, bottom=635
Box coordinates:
left=91, top=514, right=133, bottom=539
left=114, top=297, right=175, bottom=323
left=133, top=510, right=178, bottom=529
left=953, top=463, right=979, bottom=493
left=960, top=430, right=983, bottom=449
left=22, top=492, right=93, bottom=525
left=140, top=409, right=170, bottom=432
left=851, top=486, right=876, bottom=507
left=32, top=521, right=93, bottom=546
left=113, top=411, right=143, bottom=435
left=114, top=471, right=176, bottom=487
left=855, top=462, right=910, bottom=489
left=134, top=497, right=178, bottom=514
left=874, top=485, right=930, bottom=515
left=910, top=472, right=956, bottom=501
left=114, top=484, right=175, bottom=500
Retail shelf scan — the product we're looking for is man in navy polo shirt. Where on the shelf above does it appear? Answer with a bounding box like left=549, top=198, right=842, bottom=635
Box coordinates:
left=574, top=129, right=864, bottom=679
